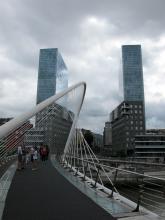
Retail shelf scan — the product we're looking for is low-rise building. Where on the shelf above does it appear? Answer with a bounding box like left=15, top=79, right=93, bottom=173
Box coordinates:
left=110, top=101, right=145, bottom=157
left=134, top=134, right=165, bottom=162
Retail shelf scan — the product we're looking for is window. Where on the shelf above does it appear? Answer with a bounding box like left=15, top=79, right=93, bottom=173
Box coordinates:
left=135, top=110, right=138, bottom=114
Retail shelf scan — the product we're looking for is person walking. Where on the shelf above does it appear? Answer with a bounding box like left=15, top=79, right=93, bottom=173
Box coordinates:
left=39, top=143, right=44, bottom=161
left=32, top=147, right=38, bottom=170
left=21, top=147, right=26, bottom=169
left=17, top=146, right=22, bottom=170
left=45, top=145, right=49, bottom=160
left=30, top=146, right=34, bottom=165
left=41, top=145, right=47, bottom=161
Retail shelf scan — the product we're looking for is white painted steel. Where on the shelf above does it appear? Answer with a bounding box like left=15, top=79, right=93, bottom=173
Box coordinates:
left=0, top=82, right=86, bottom=141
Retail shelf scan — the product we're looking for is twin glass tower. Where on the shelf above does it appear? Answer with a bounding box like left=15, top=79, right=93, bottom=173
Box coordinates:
left=122, top=45, right=144, bottom=103
left=111, top=45, right=145, bottom=156
left=36, top=48, right=68, bottom=104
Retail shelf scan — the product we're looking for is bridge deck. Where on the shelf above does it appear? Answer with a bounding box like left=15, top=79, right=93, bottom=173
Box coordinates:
left=2, top=160, right=116, bottom=220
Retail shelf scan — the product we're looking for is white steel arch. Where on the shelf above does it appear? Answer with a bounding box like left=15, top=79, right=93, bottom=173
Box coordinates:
left=0, top=82, right=86, bottom=156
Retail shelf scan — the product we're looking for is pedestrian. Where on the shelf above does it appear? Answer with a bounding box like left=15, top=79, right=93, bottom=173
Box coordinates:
left=41, top=145, right=47, bottom=161
left=25, top=147, right=30, bottom=164
left=32, top=147, right=38, bottom=170
left=17, top=146, right=22, bottom=170
left=45, top=145, right=49, bottom=160
left=21, top=147, right=26, bottom=169
left=30, top=146, right=34, bottom=164
left=39, top=143, right=44, bottom=161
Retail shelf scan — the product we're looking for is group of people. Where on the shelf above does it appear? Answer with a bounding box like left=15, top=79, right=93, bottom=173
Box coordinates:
left=17, top=143, right=49, bottom=171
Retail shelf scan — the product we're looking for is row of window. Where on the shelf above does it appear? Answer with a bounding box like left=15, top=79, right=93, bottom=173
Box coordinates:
left=126, top=115, right=143, bottom=120
left=130, top=104, right=142, bottom=108
left=130, top=120, right=143, bottom=125
left=126, top=127, right=144, bottom=135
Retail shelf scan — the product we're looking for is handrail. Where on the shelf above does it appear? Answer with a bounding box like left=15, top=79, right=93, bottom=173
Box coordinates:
left=92, top=158, right=165, bottom=167
left=65, top=155, right=165, bottom=182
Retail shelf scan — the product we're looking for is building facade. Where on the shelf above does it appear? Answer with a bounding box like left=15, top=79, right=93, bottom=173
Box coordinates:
left=103, top=122, right=112, bottom=147
left=111, top=45, right=146, bottom=157
left=0, top=119, right=32, bottom=156
left=93, top=133, right=103, bottom=148
left=36, top=103, right=74, bottom=156
left=36, top=48, right=68, bottom=104
left=122, top=45, right=144, bottom=102
left=111, top=101, right=145, bottom=156
left=24, top=128, right=44, bottom=148
left=134, top=134, right=165, bottom=162
left=34, top=48, right=73, bottom=155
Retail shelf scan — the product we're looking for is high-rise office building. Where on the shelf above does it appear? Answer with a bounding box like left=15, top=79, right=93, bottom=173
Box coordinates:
left=34, top=49, right=73, bottom=153
left=122, top=45, right=144, bottom=102
left=36, top=48, right=68, bottom=104
left=110, top=45, right=146, bottom=157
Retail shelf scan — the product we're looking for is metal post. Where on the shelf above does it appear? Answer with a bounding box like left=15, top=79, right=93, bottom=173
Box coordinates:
left=74, top=167, right=79, bottom=176
left=69, top=156, right=74, bottom=172
left=93, top=165, right=100, bottom=188
left=133, top=183, right=144, bottom=212
left=64, top=157, right=69, bottom=169
left=109, top=169, right=118, bottom=198
left=82, top=162, right=88, bottom=181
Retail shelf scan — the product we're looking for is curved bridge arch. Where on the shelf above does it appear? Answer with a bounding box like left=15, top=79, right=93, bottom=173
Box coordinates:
left=0, top=81, right=86, bottom=159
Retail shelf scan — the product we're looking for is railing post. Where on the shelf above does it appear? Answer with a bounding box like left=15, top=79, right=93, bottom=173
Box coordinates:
left=64, top=156, right=69, bottom=169
left=74, top=158, right=79, bottom=176
left=74, top=167, right=79, bottom=176
left=82, top=162, right=88, bottom=181
left=62, top=158, right=65, bottom=167
left=133, top=182, right=144, bottom=212
left=69, top=156, right=73, bottom=172
left=109, top=169, right=118, bottom=198
left=93, top=165, right=100, bottom=188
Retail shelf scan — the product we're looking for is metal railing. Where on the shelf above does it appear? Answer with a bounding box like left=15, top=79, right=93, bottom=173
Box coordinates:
left=63, top=152, right=165, bottom=218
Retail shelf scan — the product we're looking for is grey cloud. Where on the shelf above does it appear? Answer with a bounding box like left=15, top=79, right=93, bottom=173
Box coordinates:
left=146, top=101, right=165, bottom=121
left=0, top=0, right=165, bottom=133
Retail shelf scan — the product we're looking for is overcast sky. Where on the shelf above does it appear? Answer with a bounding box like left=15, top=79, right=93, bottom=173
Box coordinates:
left=0, top=0, right=165, bottom=134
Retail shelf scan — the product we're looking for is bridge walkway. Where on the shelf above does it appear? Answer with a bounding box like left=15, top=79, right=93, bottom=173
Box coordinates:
left=2, top=160, right=116, bottom=220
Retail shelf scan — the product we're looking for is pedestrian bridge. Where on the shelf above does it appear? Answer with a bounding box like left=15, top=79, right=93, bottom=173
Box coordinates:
left=0, top=82, right=164, bottom=220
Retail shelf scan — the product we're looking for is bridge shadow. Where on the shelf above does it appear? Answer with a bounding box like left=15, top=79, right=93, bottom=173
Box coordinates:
left=2, top=160, right=116, bottom=220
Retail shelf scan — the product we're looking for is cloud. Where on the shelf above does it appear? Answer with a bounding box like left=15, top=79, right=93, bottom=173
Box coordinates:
left=0, top=0, right=165, bottom=133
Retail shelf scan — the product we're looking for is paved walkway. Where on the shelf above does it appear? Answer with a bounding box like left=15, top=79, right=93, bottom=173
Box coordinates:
left=2, top=160, right=116, bottom=220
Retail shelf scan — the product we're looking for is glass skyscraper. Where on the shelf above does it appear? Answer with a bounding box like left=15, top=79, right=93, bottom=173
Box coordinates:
left=36, top=48, right=68, bottom=104
left=122, top=45, right=144, bottom=102
left=110, top=45, right=146, bottom=157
